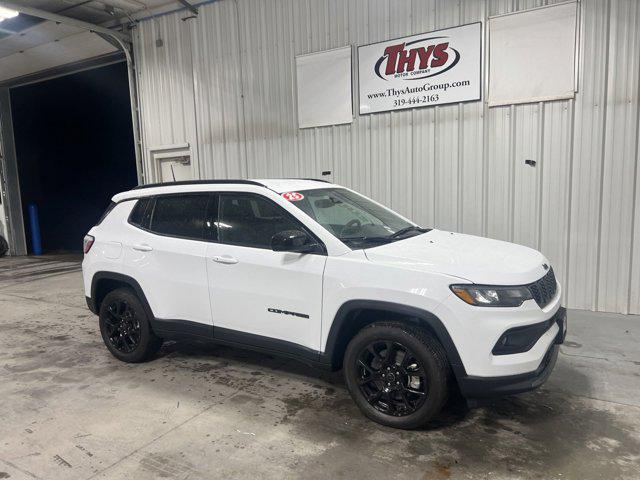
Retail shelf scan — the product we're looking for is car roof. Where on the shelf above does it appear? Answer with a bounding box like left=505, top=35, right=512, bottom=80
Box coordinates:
left=253, top=178, right=334, bottom=193
left=111, top=178, right=337, bottom=203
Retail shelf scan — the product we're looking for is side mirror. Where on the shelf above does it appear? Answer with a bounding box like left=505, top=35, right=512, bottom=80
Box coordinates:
left=271, top=230, right=323, bottom=254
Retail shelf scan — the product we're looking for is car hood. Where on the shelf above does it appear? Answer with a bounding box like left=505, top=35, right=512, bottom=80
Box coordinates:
left=364, top=229, right=549, bottom=285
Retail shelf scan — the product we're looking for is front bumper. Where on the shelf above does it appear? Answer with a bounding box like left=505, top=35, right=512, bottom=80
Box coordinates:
left=457, top=307, right=566, bottom=399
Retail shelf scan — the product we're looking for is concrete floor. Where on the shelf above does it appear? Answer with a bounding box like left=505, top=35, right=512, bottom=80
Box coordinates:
left=0, top=256, right=639, bottom=480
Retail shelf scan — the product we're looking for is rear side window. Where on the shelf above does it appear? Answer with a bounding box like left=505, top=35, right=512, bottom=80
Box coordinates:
left=129, top=198, right=152, bottom=228
left=149, top=194, right=210, bottom=240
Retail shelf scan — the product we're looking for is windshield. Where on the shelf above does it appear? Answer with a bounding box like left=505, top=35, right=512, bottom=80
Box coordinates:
left=290, top=188, right=428, bottom=248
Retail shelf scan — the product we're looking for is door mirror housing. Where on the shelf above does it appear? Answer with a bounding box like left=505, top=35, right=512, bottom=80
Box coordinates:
left=271, top=230, right=323, bottom=254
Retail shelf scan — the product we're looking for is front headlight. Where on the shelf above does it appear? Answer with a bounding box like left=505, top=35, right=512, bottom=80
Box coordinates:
left=450, top=284, right=532, bottom=307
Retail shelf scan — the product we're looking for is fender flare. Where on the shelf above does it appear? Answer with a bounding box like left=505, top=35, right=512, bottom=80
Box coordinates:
left=89, top=271, right=155, bottom=321
left=323, top=300, right=467, bottom=378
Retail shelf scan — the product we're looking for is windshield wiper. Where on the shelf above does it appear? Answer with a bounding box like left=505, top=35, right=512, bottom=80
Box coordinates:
left=387, top=226, right=430, bottom=240
left=340, top=235, right=391, bottom=244
left=341, top=226, right=429, bottom=245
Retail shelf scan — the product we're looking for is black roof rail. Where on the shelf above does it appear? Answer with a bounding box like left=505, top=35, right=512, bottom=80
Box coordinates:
left=269, top=178, right=331, bottom=183
left=300, top=178, right=332, bottom=183
left=132, top=179, right=265, bottom=190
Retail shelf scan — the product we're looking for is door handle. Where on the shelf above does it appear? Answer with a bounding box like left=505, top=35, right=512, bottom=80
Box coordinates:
left=212, top=255, right=238, bottom=265
left=132, top=244, right=153, bottom=252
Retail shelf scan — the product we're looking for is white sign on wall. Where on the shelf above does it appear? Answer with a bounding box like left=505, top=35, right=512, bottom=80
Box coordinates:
left=296, top=46, right=353, bottom=128
left=488, top=2, right=578, bottom=106
left=358, top=23, right=482, bottom=114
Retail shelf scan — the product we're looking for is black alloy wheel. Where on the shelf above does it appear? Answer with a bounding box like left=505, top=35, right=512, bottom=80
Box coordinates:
left=98, top=288, right=162, bottom=363
left=344, top=322, right=449, bottom=429
left=356, top=340, right=428, bottom=416
left=103, top=299, right=142, bottom=353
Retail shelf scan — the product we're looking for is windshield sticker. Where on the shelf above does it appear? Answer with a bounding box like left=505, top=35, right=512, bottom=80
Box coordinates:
left=282, top=192, right=304, bottom=202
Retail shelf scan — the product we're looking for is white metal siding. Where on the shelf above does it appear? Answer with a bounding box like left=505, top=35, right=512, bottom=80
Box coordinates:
left=134, top=12, right=199, bottom=177
left=133, top=0, right=640, bottom=314
left=0, top=131, right=6, bottom=249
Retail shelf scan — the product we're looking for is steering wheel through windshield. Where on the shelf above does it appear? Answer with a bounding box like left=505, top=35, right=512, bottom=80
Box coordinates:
left=341, top=218, right=362, bottom=237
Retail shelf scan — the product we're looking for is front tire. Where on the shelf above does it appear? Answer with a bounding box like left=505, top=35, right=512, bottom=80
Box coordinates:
left=99, top=288, right=162, bottom=363
left=343, top=322, right=449, bottom=429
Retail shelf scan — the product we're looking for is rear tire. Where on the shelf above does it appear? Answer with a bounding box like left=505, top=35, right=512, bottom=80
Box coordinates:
left=343, top=321, right=449, bottom=429
left=99, top=288, right=161, bottom=363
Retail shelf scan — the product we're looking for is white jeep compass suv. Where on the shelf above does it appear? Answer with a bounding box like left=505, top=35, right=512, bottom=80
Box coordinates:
left=82, top=179, right=566, bottom=429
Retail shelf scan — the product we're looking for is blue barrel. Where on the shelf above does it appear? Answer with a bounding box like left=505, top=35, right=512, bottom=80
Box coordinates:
left=28, top=203, right=43, bottom=256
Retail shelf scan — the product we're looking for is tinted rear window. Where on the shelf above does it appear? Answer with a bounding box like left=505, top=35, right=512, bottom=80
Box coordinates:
left=149, top=194, right=209, bottom=240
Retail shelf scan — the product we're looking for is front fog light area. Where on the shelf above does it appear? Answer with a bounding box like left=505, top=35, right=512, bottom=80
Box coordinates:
left=450, top=284, right=533, bottom=307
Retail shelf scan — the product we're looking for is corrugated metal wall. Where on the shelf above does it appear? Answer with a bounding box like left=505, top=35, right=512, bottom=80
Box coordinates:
left=133, top=0, right=640, bottom=315
left=0, top=126, right=6, bottom=246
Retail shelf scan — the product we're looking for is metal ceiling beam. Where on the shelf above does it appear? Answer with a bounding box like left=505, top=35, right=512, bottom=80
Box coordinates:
left=0, top=1, right=131, bottom=43
left=99, top=0, right=147, bottom=10
left=175, top=0, right=198, bottom=15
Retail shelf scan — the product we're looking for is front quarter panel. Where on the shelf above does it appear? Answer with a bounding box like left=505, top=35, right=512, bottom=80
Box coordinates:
left=320, top=250, right=457, bottom=351
left=320, top=248, right=563, bottom=380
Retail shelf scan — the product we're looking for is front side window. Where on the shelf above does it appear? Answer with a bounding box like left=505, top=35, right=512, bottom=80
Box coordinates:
left=148, top=194, right=210, bottom=240
left=217, top=194, right=306, bottom=249
left=289, top=188, right=427, bottom=248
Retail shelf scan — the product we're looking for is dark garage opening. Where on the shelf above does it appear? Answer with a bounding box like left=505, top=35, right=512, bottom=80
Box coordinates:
left=10, top=62, right=138, bottom=254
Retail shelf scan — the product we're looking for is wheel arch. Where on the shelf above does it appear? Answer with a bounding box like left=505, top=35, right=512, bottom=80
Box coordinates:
left=89, top=272, right=155, bottom=321
left=323, top=300, right=466, bottom=378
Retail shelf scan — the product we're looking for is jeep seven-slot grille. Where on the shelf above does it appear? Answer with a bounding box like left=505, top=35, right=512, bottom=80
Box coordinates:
left=528, top=268, right=557, bottom=308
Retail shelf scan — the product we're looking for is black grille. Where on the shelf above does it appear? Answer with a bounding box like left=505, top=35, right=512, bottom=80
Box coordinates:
left=528, top=268, right=557, bottom=308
